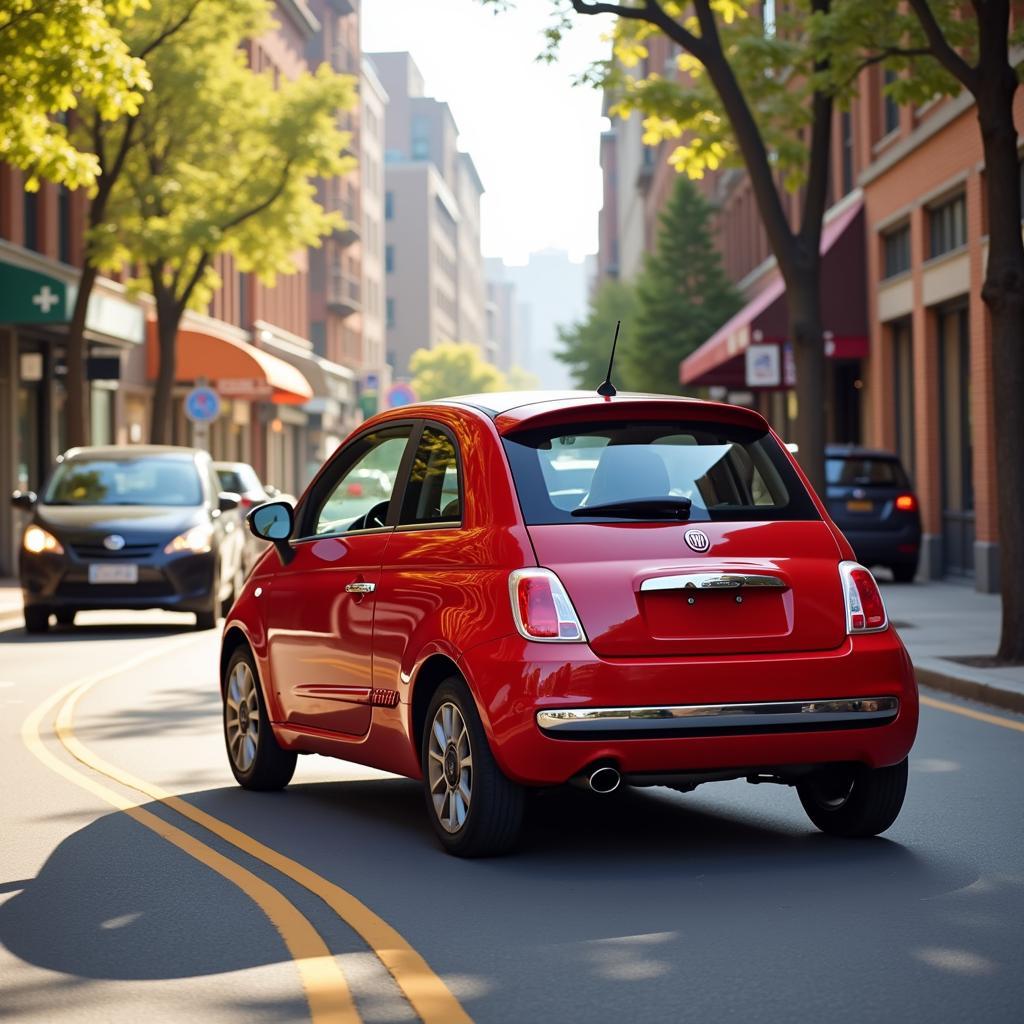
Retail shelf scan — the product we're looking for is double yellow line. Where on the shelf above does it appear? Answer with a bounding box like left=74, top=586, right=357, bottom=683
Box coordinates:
left=22, top=636, right=471, bottom=1024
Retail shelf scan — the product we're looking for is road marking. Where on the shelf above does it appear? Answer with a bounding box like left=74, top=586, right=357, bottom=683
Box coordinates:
left=23, top=663, right=358, bottom=1024
left=920, top=694, right=1024, bottom=734
left=53, top=640, right=473, bottom=1024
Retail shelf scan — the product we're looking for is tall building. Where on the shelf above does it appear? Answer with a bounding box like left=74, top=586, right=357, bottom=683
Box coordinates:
left=598, top=18, right=1024, bottom=591
left=484, top=260, right=519, bottom=372
left=367, top=51, right=486, bottom=380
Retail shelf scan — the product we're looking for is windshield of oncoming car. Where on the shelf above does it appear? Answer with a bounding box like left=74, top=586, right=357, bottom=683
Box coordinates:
left=43, top=457, right=204, bottom=507
left=502, top=420, right=819, bottom=524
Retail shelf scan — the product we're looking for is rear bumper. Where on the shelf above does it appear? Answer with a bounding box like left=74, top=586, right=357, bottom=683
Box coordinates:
left=456, top=631, right=918, bottom=786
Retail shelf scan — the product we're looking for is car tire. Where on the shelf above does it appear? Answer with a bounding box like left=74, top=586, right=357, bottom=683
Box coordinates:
left=195, top=607, right=217, bottom=630
left=54, top=609, right=76, bottom=626
left=421, top=676, right=525, bottom=857
left=223, top=646, right=296, bottom=791
left=24, top=606, right=50, bottom=633
left=798, top=758, right=908, bottom=837
left=891, top=564, right=917, bottom=583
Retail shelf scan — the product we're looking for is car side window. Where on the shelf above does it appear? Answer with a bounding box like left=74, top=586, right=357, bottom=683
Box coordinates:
left=400, top=425, right=462, bottom=526
left=311, top=427, right=412, bottom=536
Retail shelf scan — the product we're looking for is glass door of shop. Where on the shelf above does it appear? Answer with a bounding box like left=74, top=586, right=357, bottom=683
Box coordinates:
left=937, top=305, right=974, bottom=577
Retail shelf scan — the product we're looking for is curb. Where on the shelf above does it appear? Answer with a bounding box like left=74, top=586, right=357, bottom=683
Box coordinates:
left=915, top=664, right=1024, bottom=716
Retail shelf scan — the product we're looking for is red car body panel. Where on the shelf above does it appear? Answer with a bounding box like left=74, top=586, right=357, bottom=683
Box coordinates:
left=223, top=392, right=917, bottom=789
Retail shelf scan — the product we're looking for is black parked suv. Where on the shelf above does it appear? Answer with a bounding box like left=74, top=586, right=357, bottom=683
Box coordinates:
left=12, top=446, right=245, bottom=632
left=825, top=445, right=922, bottom=582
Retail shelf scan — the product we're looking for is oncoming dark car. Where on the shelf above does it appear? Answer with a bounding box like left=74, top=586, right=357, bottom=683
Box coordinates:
left=825, top=446, right=922, bottom=583
left=220, top=391, right=918, bottom=857
left=12, top=446, right=244, bottom=632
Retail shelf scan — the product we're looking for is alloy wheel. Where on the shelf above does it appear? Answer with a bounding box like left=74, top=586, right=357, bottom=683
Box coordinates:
left=225, top=660, right=260, bottom=773
left=427, top=701, right=473, bottom=833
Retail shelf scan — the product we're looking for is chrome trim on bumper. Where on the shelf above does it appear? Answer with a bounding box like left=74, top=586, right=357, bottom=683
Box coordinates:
left=640, top=572, right=787, bottom=592
left=536, top=697, right=900, bottom=735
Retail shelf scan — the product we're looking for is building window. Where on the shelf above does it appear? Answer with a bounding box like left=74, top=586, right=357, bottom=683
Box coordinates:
left=891, top=320, right=915, bottom=479
left=762, top=0, right=776, bottom=36
left=385, top=245, right=394, bottom=273
left=883, top=69, right=899, bottom=135
left=928, top=194, right=966, bottom=258
left=386, top=298, right=395, bottom=328
left=23, top=188, right=39, bottom=251
left=411, top=114, right=430, bottom=160
left=58, top=186, right=72, bottom=264
left=385, top=191, right=393, bottom=220
left=840, top=110, right=854, bottom=196
left=882, top=223, right=911, bottom=278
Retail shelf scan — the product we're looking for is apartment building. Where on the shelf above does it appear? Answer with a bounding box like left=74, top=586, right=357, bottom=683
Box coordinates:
left=598, top=24, right=1023, bottom=592
left=0, top=0, right=362, bottom=576
left=368, top=51, right=486, bottom=379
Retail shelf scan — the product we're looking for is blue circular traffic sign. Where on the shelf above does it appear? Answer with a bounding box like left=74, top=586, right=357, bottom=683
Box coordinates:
left=184, top=386, right=221, bottom=423
left=386, top=382, right=417, bottom=408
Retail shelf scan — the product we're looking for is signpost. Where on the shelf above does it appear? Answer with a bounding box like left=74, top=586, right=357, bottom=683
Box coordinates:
left=385, top=382, right=417, bottom=409
left=184, top=384, right=221, bottom=452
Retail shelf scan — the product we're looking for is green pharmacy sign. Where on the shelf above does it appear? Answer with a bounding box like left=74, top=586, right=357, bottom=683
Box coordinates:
left=0, top=262, right=69, bottom=324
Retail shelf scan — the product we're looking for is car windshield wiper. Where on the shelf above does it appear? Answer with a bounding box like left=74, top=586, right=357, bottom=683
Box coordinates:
left=571, top=497, right=692, bottom=521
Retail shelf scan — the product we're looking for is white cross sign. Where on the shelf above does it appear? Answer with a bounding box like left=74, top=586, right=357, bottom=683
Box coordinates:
left=31, top=285, right=60, bottom=315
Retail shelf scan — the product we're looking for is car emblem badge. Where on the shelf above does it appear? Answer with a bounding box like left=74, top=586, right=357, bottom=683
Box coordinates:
left=103, top=534, right=126, bottom=551
left=684, top=529, right=710, bottom=553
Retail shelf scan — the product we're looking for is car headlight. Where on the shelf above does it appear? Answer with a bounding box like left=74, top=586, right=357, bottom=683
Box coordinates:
left=164, top=523, right=213, bottom=555
left=23, top=525, right=64, bottom=555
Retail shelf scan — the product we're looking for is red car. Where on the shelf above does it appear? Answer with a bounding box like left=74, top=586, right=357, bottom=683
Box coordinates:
left=221, top=391, right=918, bottom=856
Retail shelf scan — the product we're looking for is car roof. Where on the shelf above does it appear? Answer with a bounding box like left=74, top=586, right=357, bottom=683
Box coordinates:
left=62, top=445, right=204, bottom=460
left=825, top=445, right=903, bottom=461
left=434, top=390, right=708, bottom=418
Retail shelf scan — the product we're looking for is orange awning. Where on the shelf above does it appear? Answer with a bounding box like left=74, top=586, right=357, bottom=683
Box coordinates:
left=146, top=319, right=313, bottom=405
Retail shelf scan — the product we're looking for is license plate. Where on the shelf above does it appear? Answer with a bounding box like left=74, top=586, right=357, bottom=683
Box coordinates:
left=89, top=563, right=138, bottom=584
left=846, top=499, right=874, bottom=512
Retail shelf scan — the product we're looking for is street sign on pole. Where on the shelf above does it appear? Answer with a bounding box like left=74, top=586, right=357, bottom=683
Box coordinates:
left=184, top=385, right=221, bottom=423
left=385, top=382, right=417, bottom=408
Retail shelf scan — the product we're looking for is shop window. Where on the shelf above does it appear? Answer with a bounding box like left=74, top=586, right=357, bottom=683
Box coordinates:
left=928, top=194, right=966, bottom=258
left=882, top=69, right=899, bottom=135
left=891, top=320, right=915, bottom=479
left=882, top=223, right=911, bottom=278
left=58, top=186, right=72, bottom=264
left=23, top=188, right=39, bottom=251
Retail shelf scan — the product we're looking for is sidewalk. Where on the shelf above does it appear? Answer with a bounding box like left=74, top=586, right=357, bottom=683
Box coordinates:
left=882, top=578, right=1024, bottom=714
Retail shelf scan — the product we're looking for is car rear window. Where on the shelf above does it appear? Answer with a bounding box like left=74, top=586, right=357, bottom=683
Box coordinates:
left=44, top=457, right=203, bottom=507
left=826, top=457, right=909, bottom=487
left=502, top=420, right=819, bottom=524
left=216, top=465, right=261, bottom=494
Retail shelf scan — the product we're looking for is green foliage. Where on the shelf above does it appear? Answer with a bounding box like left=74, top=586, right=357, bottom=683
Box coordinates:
left=627, top=176, right=740, bottom=394
left=0, top=0, right=148, bottom=189
left=556, top=278, right=638, bottom=390
left=91, top=0, right=356, bottom=311
left=506, top=365, right=541, bottom=390
left=409, top=342, right=506, bottom=400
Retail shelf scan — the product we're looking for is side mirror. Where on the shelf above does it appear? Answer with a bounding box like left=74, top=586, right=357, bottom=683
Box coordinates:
left=247, top=500, right=295, bottom=564
left=11, top=490, right=37, bottom=510
left=218, top=491, right=241, bottom=513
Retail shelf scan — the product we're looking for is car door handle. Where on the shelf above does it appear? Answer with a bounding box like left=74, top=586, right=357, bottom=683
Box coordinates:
left=345, top=582, right=376, bottom=594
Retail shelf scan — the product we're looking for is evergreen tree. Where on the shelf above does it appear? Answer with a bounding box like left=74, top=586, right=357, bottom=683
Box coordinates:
left=625, top=176, right=741, bottom=395
left=556, top=279, right=638, bottom=390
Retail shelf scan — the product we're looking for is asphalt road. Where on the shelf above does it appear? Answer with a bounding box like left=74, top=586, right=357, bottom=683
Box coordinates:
left=2, top=610, right=1022, bottom=1024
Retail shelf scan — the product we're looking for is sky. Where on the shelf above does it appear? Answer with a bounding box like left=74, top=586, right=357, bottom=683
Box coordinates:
left=361, top=0, right=613, bottom=265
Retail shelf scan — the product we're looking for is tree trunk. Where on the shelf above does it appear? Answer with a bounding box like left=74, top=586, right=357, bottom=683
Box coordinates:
left=781, top=265, right=827, bottom=497
left=150, top=287, right=181, bottom=445
left=63, top=261, right=98, bottom=448
left=975, top=75, right=1024, bottom=662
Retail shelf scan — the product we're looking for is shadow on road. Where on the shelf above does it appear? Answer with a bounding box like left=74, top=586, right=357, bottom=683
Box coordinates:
left=0, top=621, right=205, bottom=646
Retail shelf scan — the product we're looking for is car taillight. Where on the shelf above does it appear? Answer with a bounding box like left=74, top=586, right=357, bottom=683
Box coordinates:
left=894, top=494, right=916, bottom=511
left=508, top=568, right=586, bottom=642
left=239, top=495, right=255, bottom=510
left=839, top=561, right=888, bottom=633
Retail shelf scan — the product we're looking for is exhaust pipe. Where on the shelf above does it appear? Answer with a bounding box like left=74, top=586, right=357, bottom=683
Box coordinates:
left=587, top=766, right=621, bottom=794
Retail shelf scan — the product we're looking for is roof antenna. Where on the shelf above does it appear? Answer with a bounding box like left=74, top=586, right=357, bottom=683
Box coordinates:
left=597, top=320, right=620, bottom=398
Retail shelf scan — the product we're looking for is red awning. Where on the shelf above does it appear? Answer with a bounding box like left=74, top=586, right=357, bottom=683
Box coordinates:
left=146, top=318, right=313, bottom=405
left=680, top=198, right=868, bottom=388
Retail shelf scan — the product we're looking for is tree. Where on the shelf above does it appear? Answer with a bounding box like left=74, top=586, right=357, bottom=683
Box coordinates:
left=627, top=175, right=740, bottom=393
left=843, top=1, right=1022, bottom=661
left=0, top=0, right=148, bottom=189
left=91, top=2, right=356, bottom=443
left=556, top=278, right=638, bottom=389
left=506, top=365, right=542, bottom=390
left=409, top=342, right=506, bottom=400
left=485, top=0, right=848, bottom=493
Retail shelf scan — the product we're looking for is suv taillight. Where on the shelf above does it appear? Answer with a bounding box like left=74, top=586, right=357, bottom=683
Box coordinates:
left=508, top=568, right=586, bottom=642
left=839, top=561, right=888, bottom=633
left=894, top=494, right=916, bottom=511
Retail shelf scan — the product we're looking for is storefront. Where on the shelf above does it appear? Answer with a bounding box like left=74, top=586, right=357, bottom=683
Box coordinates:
left=0, top=247, right=145, bottom=578
left=680, top=195, right=869, bottom=446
